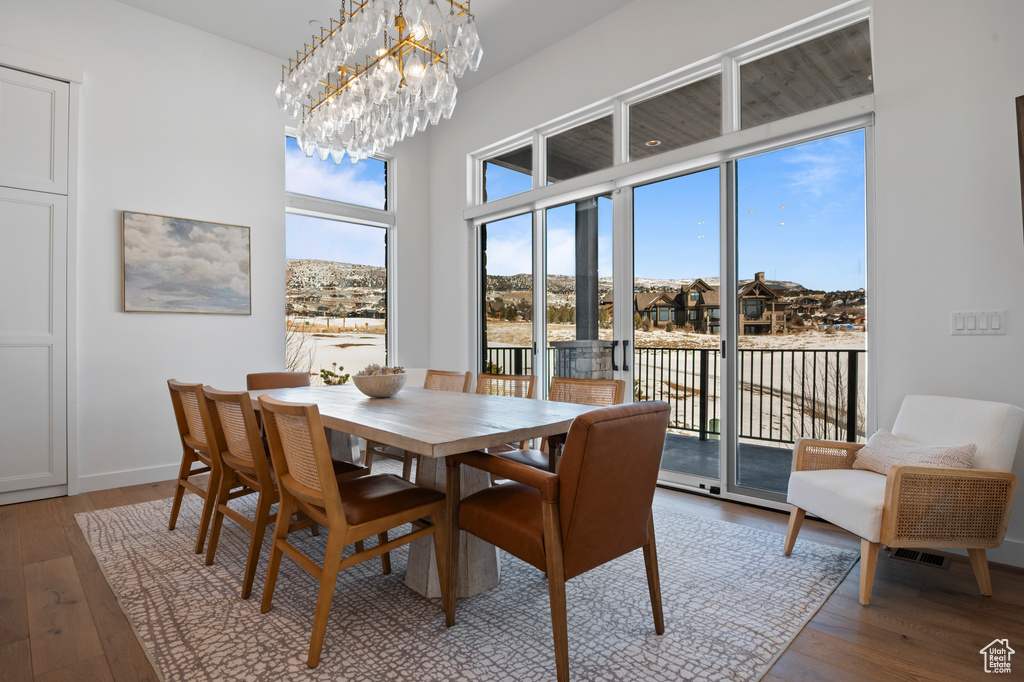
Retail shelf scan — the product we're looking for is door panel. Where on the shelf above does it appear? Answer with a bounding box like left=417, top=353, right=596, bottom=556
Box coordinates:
left=0, top=67, right=69, bottom=194
left=544, top=195, right=613, bottom=389
left=0, top=186, right=68, bottom=494
left=730, top=130, right=867, bottom=499
left=632, top=168, right=722, bottom=485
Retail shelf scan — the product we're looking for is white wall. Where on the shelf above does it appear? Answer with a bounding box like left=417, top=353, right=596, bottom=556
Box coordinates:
left=425, top=0, right=1024, bottom=566
left=872, top=0, right=1024, bottom=565
left=0, top=0, right=434, bottom=493
left=1, top=0, right=288, bottom=491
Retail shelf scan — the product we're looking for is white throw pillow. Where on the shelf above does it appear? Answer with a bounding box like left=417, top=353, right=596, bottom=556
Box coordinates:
left=852, top=429, right=976, bottom=475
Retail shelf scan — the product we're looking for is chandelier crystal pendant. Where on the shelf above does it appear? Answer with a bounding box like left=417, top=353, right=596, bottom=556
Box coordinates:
left=276, top=0, right=482, bottom=164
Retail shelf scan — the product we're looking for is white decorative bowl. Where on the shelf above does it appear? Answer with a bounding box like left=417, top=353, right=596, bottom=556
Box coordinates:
left=352, top=372, right=407, bottom=398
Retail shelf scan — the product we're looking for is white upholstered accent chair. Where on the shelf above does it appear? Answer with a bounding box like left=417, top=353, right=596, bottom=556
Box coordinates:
left=784, top=395, right=1023, bottom=606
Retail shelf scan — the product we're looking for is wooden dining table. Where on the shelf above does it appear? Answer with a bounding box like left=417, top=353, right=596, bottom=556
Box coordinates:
left=249, top=384, right=598, bottom=598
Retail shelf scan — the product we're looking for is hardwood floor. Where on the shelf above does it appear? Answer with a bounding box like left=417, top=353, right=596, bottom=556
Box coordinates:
left=2, top=480, right=1021, bottom=681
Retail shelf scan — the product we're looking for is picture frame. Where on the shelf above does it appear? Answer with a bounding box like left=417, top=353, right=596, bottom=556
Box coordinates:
left=122, top=211, right=251, bottom=315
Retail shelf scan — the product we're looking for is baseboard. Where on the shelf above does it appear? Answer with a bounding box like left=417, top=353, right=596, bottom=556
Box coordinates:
left=77, top=464, right=181, bottom=494
left=0, top=485, right=69, bottom=506
left=942, top=539, right=1024, bottom=569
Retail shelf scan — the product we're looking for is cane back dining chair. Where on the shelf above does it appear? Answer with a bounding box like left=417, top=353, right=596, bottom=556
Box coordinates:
left=365, top=369, right=473, bottom=480
left=476, top=373, right=537, bottom=451
left=167, top=380, right=223, bottom=554
left=785, top=394, right=1023, bottom=606
left=500, top=376, right=627, bottom=473
left=258, top=395, right=450, bottom=667
left=200, top=387, right=367, bottom=599
left=246, top=371, right=311, bottom=390
left=445, top=401, right=670, bottom=682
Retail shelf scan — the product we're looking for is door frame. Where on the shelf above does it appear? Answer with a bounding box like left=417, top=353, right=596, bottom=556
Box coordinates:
left=0, top=50, right=81, bottom=504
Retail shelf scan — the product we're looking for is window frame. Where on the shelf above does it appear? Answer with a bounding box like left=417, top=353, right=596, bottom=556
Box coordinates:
left=463, top=2, right=878, bottom=512
left=284, top=132, right=398, bottom=362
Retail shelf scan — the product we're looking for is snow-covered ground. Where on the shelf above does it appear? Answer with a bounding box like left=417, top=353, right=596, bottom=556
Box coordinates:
left=287, top=317, right=386, bottom=384
left=485, top=320, right=864, bottom=351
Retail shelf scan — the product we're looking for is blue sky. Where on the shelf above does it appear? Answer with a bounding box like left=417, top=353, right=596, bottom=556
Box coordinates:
left=288, top=130, right=866, bottom=291
left=285, top=136, right=387, bottom=265
left=486, top=130, right=866, bottom=291
left=286, top=214, right=386, bottom=266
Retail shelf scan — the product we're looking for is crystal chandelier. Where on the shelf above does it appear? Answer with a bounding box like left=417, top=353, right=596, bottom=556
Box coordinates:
left=276, top=0, right=482, bottom=164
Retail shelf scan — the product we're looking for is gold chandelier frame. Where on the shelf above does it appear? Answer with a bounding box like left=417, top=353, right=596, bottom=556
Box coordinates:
left=283, top=0, right=473, bottom=116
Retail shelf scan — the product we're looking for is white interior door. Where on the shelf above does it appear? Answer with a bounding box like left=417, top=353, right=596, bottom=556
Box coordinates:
left=0, top=188, right=68, bottom=499
left=0, top=65, right=70, bottom=503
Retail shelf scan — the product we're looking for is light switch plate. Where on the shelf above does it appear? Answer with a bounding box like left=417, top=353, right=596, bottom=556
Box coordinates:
left=951, top=311, right=1005, bottom=335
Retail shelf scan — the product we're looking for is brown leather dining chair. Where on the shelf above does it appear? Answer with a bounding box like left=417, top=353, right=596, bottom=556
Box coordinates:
left=199, top=386, right=367, bottom=599
left=167, top=380, right=222, bottom=554
left=366, top=369, right=473, bottom=480
left=259, top=395, right=451, bottom=668
left=445, top=401, right=670, bottom=682
left=501, top=376, right=627, bottom=472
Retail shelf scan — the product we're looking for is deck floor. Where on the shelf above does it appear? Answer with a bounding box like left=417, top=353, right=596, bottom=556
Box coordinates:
left=660, top=431, right=795, bottom=494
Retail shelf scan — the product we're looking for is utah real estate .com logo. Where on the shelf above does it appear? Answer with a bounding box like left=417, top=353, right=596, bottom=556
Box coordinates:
left=980, top=639, right=1014, bottom=674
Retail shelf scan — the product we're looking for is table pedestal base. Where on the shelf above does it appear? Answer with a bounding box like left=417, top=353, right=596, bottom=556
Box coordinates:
left=405, top=456, right=499, bottom=598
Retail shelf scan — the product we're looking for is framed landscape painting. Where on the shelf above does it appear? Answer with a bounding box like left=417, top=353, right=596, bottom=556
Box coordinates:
left=122, top=211, right=251, bottom=314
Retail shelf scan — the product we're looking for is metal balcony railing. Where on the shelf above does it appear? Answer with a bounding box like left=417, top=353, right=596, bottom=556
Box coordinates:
left=484, top=345, right=865, bottom=445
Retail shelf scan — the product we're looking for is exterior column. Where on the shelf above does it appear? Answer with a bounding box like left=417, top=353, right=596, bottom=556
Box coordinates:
left=575, top=198, right=599, bottom=340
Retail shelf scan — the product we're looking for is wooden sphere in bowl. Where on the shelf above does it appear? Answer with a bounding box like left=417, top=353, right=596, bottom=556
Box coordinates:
left=352, top=372, right=407, bottom=398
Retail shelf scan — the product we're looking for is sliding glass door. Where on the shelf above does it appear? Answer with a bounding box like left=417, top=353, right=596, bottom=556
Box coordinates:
left=633, top=168, right=721, bottom=489
left=544, top=195, right=614, bottom=391
left=731, top=130, right=867, bottom=498
left=481, top=213, right=534, bottom=376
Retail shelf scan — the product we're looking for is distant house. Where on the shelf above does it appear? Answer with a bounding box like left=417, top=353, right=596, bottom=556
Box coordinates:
left=679, top=279, right=720, bottom=333
left=634, top=291, right=680, bottom=327
left=790, top=295, right=822, bottom=315
left=738, top=272, right=789, bottom=335
left=631, top=272, right=787, bottom=335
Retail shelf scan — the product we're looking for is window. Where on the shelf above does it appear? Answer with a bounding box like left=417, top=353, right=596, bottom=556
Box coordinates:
left=481, top=213, right=533, bottom=375
left=468, top=7, right=872, bottom=505
left=629, top=74, right=722, bottom=160
left=740, top=21, right=872, bottom=129
left=285, top=137, right=386, bottom=209
left=546, top=115, right=613, bottom=183
left=285, top=136, right=392, bottom=384
left=483, top=145, right=532, bottom=202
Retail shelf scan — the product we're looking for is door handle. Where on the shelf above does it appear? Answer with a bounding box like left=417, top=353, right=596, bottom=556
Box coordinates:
left=611, top=340, right=619, bottom=371
left=622, top=340, right=630, bottom=371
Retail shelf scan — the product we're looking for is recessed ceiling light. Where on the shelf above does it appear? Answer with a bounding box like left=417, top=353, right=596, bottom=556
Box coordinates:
left=645, top=140, right=661, bottom=147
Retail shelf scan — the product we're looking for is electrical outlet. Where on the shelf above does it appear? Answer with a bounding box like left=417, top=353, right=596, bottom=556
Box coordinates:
left=951, top=311, right=1005, bottom=335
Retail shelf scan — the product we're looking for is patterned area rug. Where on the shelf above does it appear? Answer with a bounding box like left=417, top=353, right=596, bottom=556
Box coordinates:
left=77, top=491, right=856, bottom=681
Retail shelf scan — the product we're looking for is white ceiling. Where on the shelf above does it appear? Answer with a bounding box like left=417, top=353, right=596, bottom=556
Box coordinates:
left=112, top=0, right=630, bottom=91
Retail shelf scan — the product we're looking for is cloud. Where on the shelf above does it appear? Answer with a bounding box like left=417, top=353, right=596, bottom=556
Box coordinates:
left=782, top=134, right=864, bottom=198
left=123, top=213, right=250, bottom=312
left=285, top=143, right=386, bottom=209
